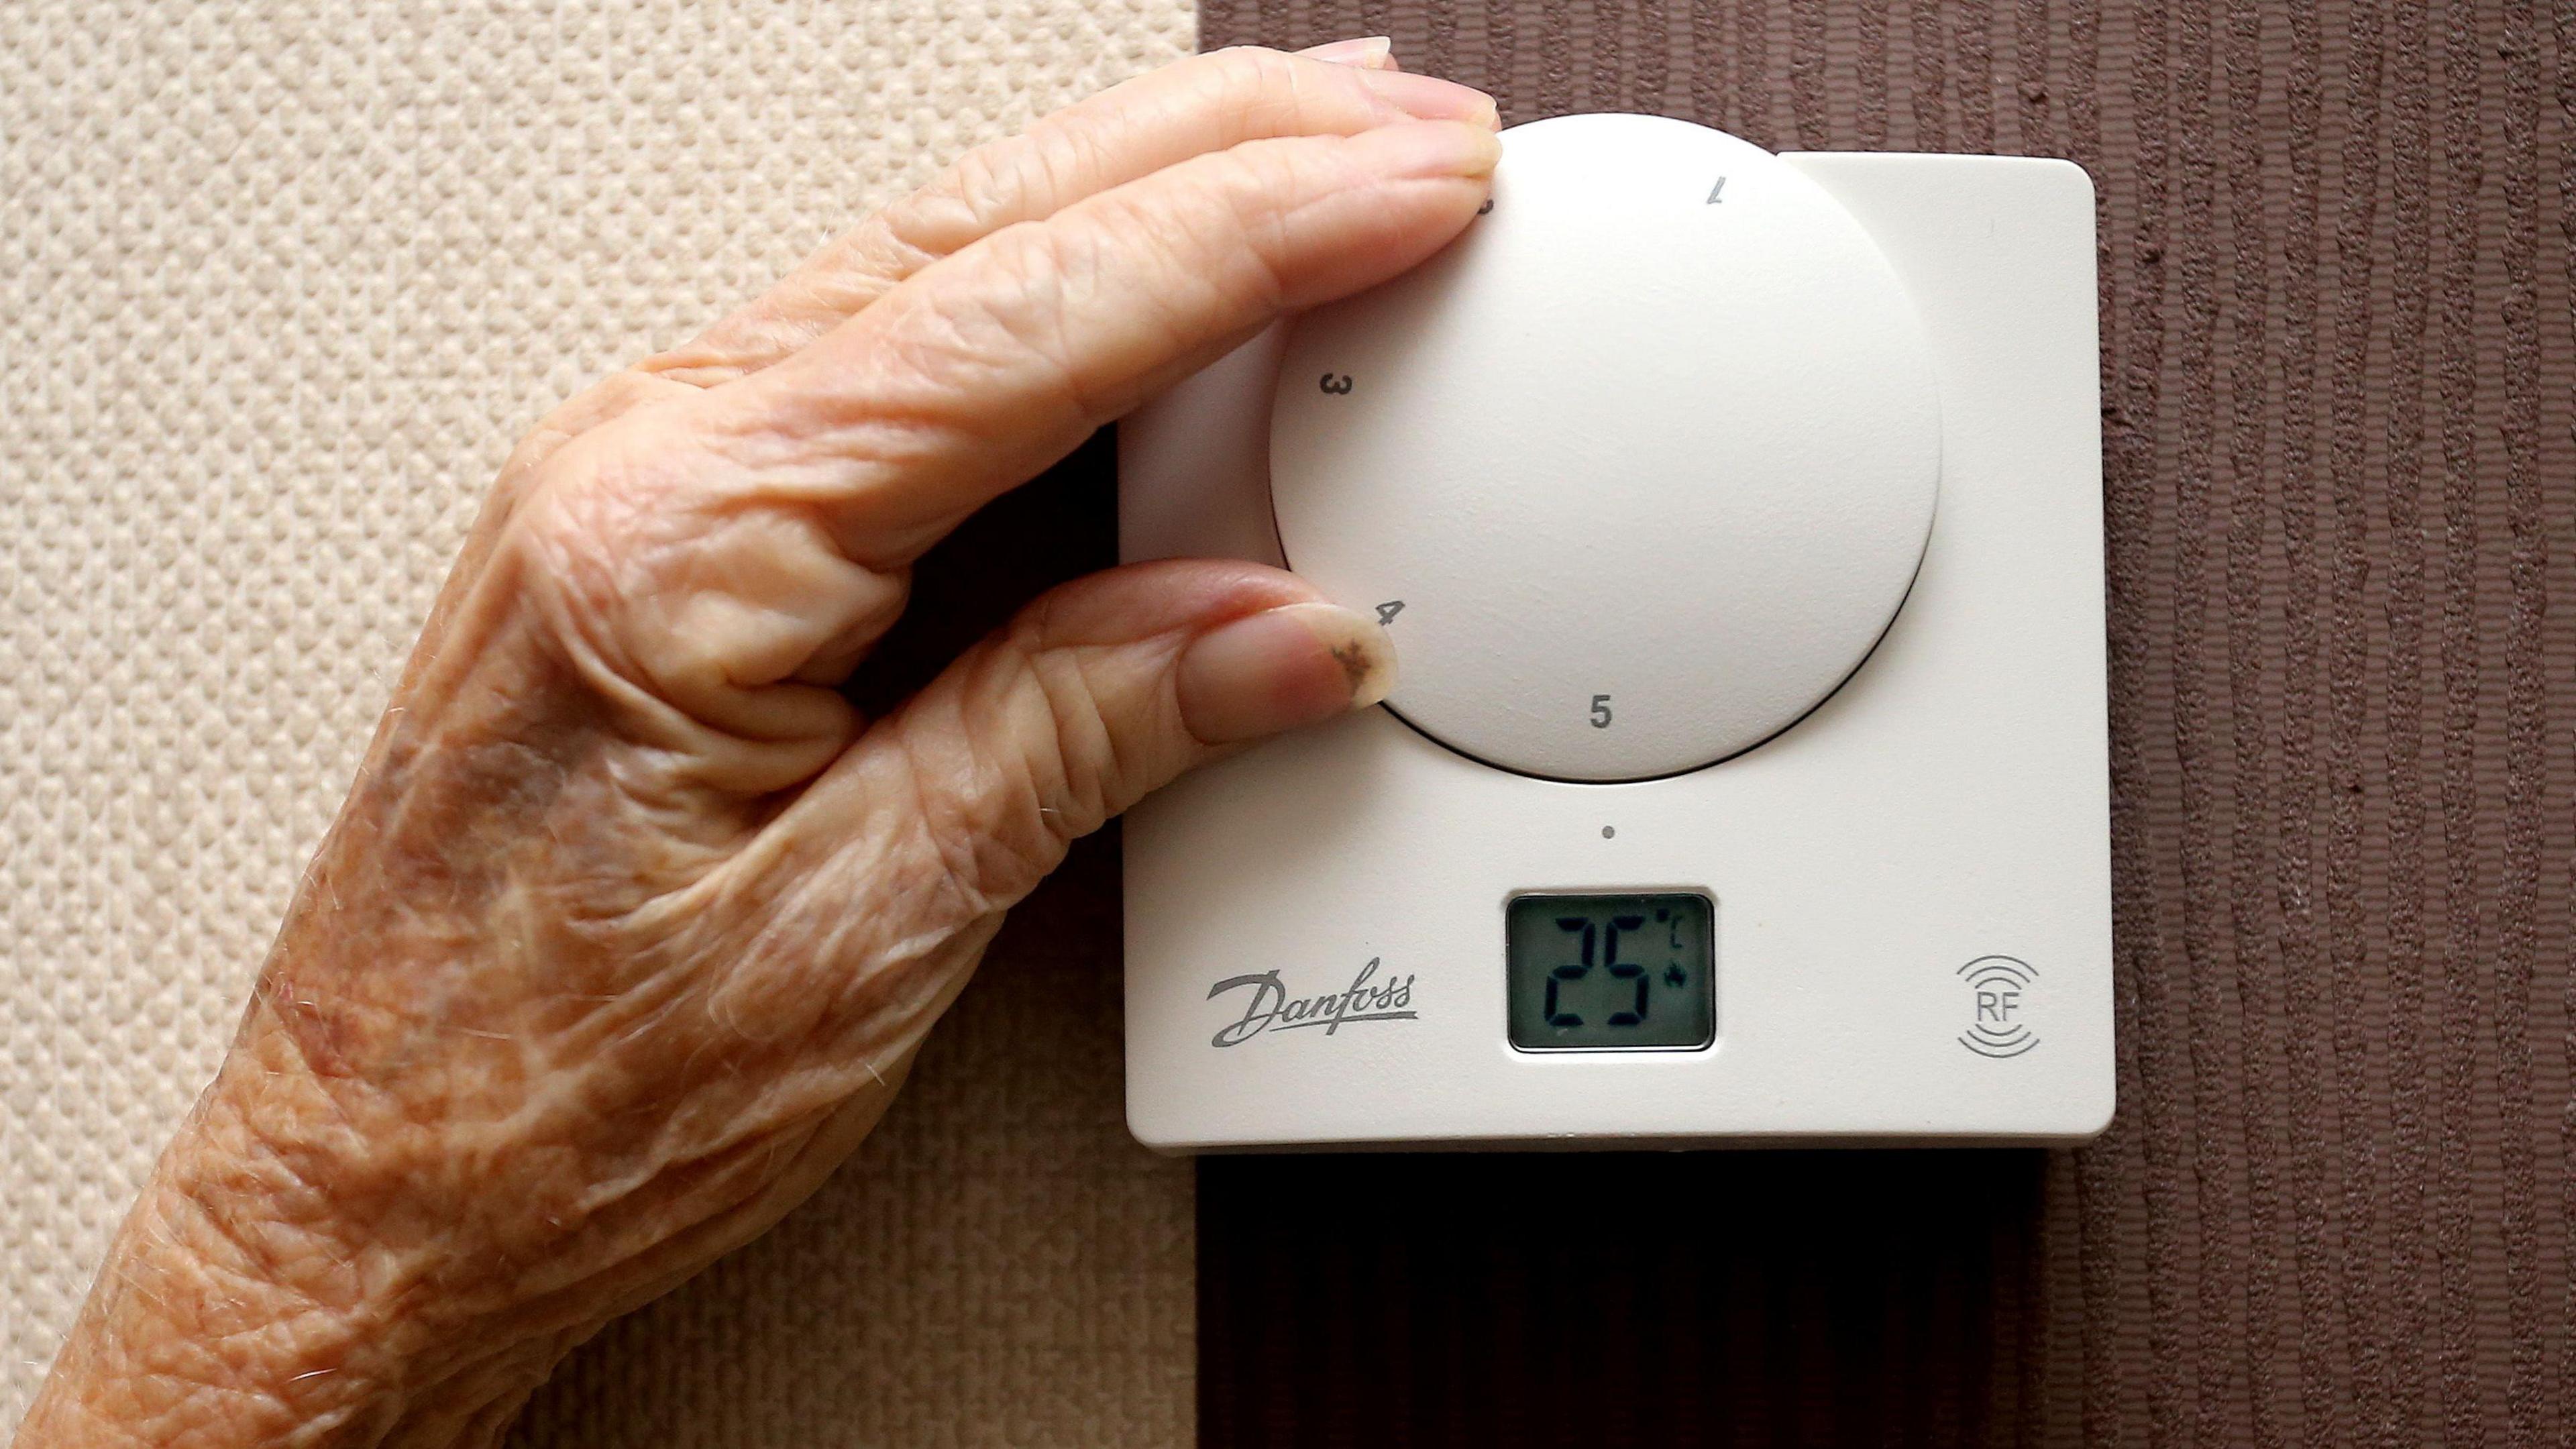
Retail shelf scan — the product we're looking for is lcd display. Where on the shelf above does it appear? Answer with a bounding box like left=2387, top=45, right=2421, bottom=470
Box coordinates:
left=1506, top=892, right=1715, bottom=1051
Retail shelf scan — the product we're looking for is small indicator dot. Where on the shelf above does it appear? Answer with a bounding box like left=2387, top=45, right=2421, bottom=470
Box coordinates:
left=1601, top=825, right=1616, bottom=839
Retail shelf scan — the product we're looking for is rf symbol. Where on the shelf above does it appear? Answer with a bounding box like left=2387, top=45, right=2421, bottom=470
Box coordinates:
left=1956, top=955, right=2039, bottom=1059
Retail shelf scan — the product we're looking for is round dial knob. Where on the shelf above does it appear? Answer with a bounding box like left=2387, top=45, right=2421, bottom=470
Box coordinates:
left=1269, top=113, right=1943, bottom=782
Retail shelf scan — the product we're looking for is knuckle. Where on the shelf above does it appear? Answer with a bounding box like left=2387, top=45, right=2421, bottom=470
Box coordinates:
left=978, top=215, right=1084, bottom=299
left=1032, top=115, right=1114, bottom=209
left=514, top=438, right=668, bottom=577
left=1203, top=46, right=1332, bottom=132
left=915, top=219, right=1098, bottom=409
left=512, top=456, right=646, bottom=608
left=904, top=782, right=1024, bottom=925
left=1062, top=187, right=1245, bottom=353
left=504, top=432, right=696, bottom=665
left=1158, top=144, right=1299, bottom=255
left=898, top=667, right=1067, bottom=913
left=1187, top=45, right=1382, bottom=138
left=884, top=147, right=1003, bottom=262
left=1006, top=600, right=1124, bottom=821
left=557, top=368, right=698, bottom=430
left=496, top=368, right=694, bottom=484
left=1181, top=144, right=1309, bottom=300
left=1201, top=44, right=1303, bottom=100
left=506, top=432, right=890, bottom=743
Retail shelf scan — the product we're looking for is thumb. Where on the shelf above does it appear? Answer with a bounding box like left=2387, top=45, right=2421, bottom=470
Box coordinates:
left=781, top=559, right=1395, bottom=910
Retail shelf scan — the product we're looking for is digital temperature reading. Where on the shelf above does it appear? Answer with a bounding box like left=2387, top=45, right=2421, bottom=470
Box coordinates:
left=1505, top=892, right=1715, bottom=1051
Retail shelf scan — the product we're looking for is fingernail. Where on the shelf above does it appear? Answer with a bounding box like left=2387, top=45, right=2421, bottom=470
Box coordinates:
left=1177, top=602, right=1398, bottom=745
left=1299, top=36, right=1395, bottom=68
left=1355, top=68, right=1501, bottom=127
left=1346, top=117, right=1504, bottom=180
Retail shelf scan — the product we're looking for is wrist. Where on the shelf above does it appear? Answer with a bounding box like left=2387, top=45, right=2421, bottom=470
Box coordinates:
left=17, top=1030, right=543, bottom=1449
left=19, top=1074, right=405, bottom=1446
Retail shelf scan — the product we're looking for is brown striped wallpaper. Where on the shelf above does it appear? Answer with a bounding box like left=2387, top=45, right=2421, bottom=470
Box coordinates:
left=1196, top=1, right=2575, bottom=1444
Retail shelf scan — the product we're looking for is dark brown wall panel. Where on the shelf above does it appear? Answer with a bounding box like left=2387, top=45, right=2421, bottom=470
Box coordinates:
left=1195, top=2, right=2576, bottom=1443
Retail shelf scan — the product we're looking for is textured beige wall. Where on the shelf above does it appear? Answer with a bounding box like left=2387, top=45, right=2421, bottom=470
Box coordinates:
left=0, top=1, right=1195, bottom=1440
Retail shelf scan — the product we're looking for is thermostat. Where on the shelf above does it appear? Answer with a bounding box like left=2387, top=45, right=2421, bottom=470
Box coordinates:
left=1118, top=114, right=2112, bottom=1150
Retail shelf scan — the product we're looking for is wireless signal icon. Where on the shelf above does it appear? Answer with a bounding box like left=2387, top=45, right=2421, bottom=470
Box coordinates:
left=1956, top=955, right=2039, bottom=1059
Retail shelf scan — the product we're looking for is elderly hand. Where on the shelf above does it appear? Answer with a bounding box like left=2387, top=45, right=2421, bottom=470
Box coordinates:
left=17, top=41, right=1497, bottom=1448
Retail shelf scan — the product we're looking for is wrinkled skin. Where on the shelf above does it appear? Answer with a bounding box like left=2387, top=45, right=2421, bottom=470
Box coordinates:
left=17, top=42, right=1498, bottom=1449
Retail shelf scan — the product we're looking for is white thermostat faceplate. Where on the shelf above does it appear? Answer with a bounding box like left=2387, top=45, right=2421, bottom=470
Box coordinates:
left=1118, top=115, right=2112, bottom=1151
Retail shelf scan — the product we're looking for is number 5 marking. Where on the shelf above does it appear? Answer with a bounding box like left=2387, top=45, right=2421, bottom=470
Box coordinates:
left=1590, top=694, right=1613, bottom=729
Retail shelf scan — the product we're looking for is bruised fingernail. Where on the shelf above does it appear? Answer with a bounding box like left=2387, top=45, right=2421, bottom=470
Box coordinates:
left=1355, top=68, right=1501, bottom=127
left=1299, top=35, right=1395, bottom=68
left=1176, top=602, right=1397, bottom=745
left=1346, top=117, right=1505, bottom=180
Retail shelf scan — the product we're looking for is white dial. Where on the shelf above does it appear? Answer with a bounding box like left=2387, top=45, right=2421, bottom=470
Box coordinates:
left=1269, top=113, right=1944, bottom=782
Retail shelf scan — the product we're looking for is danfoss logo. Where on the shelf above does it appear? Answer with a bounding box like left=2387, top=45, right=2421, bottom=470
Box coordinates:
left=1205, top=958, right=1419, bottom=1047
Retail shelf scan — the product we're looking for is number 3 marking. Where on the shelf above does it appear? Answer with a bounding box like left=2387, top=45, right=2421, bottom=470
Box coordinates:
left=1319, top=373, right=1354, bottom=394
left=1590, top=694, right=1613, bottom=729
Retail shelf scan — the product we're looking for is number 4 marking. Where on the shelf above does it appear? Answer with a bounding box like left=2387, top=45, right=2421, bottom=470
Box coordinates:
left=1376, top=600, right=1405, bottom=625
